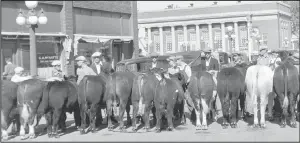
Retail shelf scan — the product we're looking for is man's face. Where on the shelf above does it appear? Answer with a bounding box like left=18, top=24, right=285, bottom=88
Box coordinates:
left=77, top=60, right=83, bottom=66
left=152, top=58, right=157, bottom=63
left=94, top=57, right=100, bottom=63
left=205, top=53, right=211, bottom=59
left=54, top=65, right=60, bottom=70
left=169, top=60, right=175, bottom=67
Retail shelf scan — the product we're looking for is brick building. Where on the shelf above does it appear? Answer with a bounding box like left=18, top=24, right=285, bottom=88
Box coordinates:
left=138, top=1, right=293, bottom=55
left=1, top=1, right=138, bottom=78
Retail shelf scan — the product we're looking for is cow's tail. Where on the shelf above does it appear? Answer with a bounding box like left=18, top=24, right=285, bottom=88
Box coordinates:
left=42, top=82, right=52, bottom=113
left=252, top=67, right=259, bottom=107
left=82, top=76, right=89, bottom=112
left=283, top=66, right=289, bottom=109
left=225, top=75, right=230, bottom=102
left=19, top=84, right=31, bottom=123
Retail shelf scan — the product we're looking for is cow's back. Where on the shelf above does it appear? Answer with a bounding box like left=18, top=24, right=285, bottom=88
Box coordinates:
left=218, top=67, right=244, bottom=93
left=17, top=79, right=46, bottom=107
left=79, top=75, right=106, bottom=105
left=274, top=63, right=299, bottom=95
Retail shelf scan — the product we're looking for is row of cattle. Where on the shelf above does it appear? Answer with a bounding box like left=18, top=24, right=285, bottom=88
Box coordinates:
left=1, top=59, right=299, bottom=140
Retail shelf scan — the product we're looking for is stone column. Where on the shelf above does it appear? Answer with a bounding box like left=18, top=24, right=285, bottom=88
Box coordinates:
left=183, top=25, right=188, bottom=52
left=195, top=24, right=200, bottom=50
left=147, top=27, right=152, bottom=52
left=247, top=21, right=253, bottom=62
left=171, top=26, right=176, bottom=53
left=221, top=22, right=226, bottom=52
left=234, top=22, right=239, bottom=52
left=159, top=26, right=164, bottom=55
left=208, top=23, right=213, bottom=50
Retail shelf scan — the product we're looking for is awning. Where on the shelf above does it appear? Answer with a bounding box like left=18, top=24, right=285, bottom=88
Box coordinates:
left=1, top=32, right=67, bottom=43
left=73, top=34, right=133, bottom=56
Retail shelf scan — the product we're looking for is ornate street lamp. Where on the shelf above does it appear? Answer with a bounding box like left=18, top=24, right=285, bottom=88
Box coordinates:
left=16, top=1, right=48, bottom=76
left=224, top=26, right=236, bottom=54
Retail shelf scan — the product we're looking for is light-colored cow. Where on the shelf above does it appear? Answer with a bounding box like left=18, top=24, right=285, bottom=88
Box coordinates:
left=245, top=65, right=273, bottom=128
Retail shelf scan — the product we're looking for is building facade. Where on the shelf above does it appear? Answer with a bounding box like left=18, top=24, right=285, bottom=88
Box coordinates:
left=138, top=1, right=292, bottom=55
left=1, top=1, right=138, bottom=78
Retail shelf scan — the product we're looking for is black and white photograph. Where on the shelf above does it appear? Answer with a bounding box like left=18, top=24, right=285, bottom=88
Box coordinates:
left=1, top=1, right=299, bottom=142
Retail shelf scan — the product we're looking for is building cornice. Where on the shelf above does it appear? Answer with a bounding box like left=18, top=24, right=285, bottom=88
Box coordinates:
left=138, top=10, right=291, bottom=24
left=139, top=15, right=278, bottom=28
left=138, top=1, right=276, bottom=13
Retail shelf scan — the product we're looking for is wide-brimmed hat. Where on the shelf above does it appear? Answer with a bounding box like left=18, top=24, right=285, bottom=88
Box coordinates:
left=203, top=48, right=212, bottom=53
left=51, top=60, right=61, bottom=66
left=14, top=67, right=24, bottom=74
left=91, top=52, right=102, bottom=58
left=75, top=56, right=86, bottom=61
left=166, top=56, right=176, bottom=61
left=292, top=52, right=299, bottom=59
left=259, top=48, right=268, bottom=55
left=175, top=55, right=184, bottom=60
left=149, top=52, right=160, bottom=58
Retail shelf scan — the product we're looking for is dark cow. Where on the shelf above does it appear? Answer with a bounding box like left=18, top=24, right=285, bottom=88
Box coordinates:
left=17, top=78, right=47, bottom=139
left=77, top=74, right=108, bottom=134
left=104, top=71, right=136, bottom=131
left=273, top=58, right=299, bottom=128
left=131, top=69, right=158, bottom=132
left=217, top=67, right=245, bottom=129
left=42, top=76, right=81, bottom=138
left=186, top=71, right=215, bottom=130
left=152, top=68, right=185, bottom=132
left=1, top=80, right=19, bottom=140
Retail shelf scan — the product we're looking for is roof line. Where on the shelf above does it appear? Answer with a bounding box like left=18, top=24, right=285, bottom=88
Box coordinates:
left=1, top=32, right=67, bottom=37
left=138, top=1, right=276, bottom=13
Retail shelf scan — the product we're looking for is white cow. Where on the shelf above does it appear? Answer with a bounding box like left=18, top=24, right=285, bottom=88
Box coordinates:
left=245, top=65, right=273, bottom=128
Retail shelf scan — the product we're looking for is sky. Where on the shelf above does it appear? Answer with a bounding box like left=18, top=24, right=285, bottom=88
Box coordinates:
left=137, top=1, right=261, bottom=12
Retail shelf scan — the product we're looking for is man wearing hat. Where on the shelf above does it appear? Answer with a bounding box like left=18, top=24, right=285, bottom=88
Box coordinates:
left=2, top=57, right=17, bottom=80
left=90, top=52, right=104, bottom=75
left=11, top=67, right=32, bottom=83
left=175, top=55, right=192, bottom=84
left=45, top=60, right=65, bottom=81
left=256, top=48, right=271, bottom=66
left=204, top=49, right=219, bottom=71
left=75, top=56, right=97, bottom=84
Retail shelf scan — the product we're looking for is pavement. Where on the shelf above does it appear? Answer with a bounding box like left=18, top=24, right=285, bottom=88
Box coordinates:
left=3, top=112, right=299, bottom=142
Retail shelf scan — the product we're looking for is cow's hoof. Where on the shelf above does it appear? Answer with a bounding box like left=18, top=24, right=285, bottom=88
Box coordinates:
left=20, top=135, right=28, bottom=140
left=196, top=125, right=201, bottom=130
left=167, top=127, right=174, bottom=131
left=230, top=122, right=237, bottom=128
left=132, top=127, right=137, bottom=132
left=127, top=120, right=132, bottom=126
left=155, top=128, right=161, bottom=133
left=280, top=123, right=286, bottom=128
left=2, top=135, right=8, bottom=141
left=91, top=129, right=97, bottom=133
left=253, top=124, right=260, bottom=128
left=79, top=129, right=86, bottom=135
left=202, top=125, right=208, bottom=130
left=260, top=123, right=266, bottom=129
left=268, top=116, right=274, bottom=121
left=181, top=119, right=186, bottom=125
left=119, top=126, right=126, bottom=132
left=53, top=134, right=60, bottom=138
left=222, top=125, right=228, bottom=129
left=291, top=122, right=297, bottom=128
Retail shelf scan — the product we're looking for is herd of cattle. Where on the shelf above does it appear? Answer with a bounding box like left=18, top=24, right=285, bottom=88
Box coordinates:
left=1, top=56, right=300, bottom=141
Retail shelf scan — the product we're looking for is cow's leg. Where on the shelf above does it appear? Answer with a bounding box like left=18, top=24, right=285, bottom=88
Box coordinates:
left=151, top=105, right=156, bottom=125
left=195, top=99, right=202, bottom=130
left=230, top=94, right=238, bottom=128
left=106, top=100, right=114, bottom=131
left=19, top=106, right=29, bottom=140
left=1, top=110, right=9, bottom=140
left=221, top=96, right=230, bottom=129
left=253, top=95, right=259, bottom=128
left=118, top=99, right=127, bottom=132
left=260, top=95, right=268, bottom=128
left=73, top=104, right=81, bottom=129
left=267, top=91, right=276, bottom=121
left=143, top=101, right=152, bottom=132
left=280, top=94, right=288, bottom=128
left=79, top=103, right=87, bottom=134
left=132, top=101, right=139, bottom=132
left=180, top=100, right=187, bottom=125
left=201, top=98, right=209, bottom=130
left=45, top=111, right=53, bottom=138
left=51, top=108, right=63, bottom=138
left=289, top=93, right=297, bottom=128
left=239, top=92, right=246, bottom=120
left=59, top=112, right=67, bottom=132
left=155, top=108, right=162, bottom=133
left=87, top=104, right=97, bottom=133
left=167, top=105, right=174, bottom=131
left=126, top=102, right=132, bottom=126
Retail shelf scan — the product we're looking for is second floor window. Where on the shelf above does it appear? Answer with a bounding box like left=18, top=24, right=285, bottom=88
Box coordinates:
left=166, top=33, right=172, bottom=52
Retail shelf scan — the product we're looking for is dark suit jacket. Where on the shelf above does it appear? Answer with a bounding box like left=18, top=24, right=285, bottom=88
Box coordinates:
left=207, top=57, right=219, bottom=71
left=90, top=63, right=104, bottom=75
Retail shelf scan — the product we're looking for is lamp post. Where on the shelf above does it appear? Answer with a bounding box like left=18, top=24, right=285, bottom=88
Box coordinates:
left=16, top=1, right=48, bottom=76
left=246, top=14, right=253, bottom=62
left=224, top=26, right=236, bottom=54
